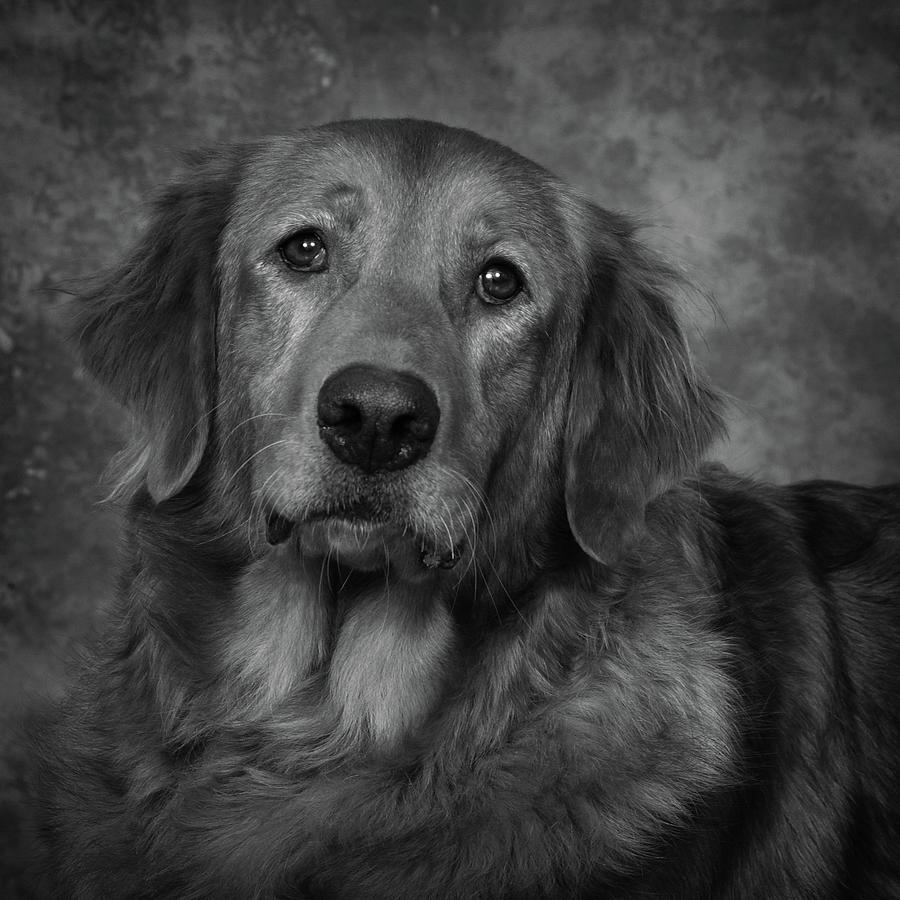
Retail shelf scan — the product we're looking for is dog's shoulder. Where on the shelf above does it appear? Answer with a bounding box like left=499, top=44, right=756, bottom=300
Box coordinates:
left=689, top=465, right=899, bottom=574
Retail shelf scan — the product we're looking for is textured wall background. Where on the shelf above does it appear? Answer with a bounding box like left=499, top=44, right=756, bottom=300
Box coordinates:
left=1, top=0, right=899, bottom=889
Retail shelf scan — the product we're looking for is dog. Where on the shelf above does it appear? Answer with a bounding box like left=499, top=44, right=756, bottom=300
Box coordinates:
left=28, top=119, right=900, bottom=899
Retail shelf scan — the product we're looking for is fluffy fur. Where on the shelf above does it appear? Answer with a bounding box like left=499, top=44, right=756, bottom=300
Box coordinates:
left=29, top=120, right=900, bottom=899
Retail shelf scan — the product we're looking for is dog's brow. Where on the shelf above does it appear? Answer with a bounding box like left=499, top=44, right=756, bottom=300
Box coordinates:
left=318, top=182, right=365, bottom=215
left=462, top=212, right=542, bottom=253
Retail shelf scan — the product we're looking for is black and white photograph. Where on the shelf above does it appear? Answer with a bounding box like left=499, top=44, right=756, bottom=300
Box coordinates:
left=1, top=2, right=899, bottom=897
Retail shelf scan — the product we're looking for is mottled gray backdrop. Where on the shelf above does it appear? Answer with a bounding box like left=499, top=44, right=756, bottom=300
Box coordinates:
left=1, top=0, right=898, bottom=889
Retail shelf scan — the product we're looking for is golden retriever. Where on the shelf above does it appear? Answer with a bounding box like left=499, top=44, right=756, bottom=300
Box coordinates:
left=29, top=119, right=900, bottom=899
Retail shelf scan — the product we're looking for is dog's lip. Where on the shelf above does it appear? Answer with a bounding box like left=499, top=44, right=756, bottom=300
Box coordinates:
left=265, top=506, right=462, bottom=569
left=265, top=503, right=388, bottom=546
left=265, top=511, right=296, bottom=545
left=306, top=502, right=386, bottom=525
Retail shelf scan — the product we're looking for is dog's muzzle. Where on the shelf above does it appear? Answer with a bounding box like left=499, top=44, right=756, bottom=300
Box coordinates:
left=263, top=365, right=459, bottom=570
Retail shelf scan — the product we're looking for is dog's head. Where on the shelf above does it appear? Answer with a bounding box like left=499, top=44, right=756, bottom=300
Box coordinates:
left=76, top=119, right=722, bottom=577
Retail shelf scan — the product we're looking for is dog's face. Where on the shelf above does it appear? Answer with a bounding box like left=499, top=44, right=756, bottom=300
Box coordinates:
left=215, top=122, right=582, bottom=574
left=77, top=119, right=721, bottom=580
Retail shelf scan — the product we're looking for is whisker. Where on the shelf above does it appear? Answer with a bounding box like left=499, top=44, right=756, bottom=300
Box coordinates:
left=185, top=398, right=229, bottom=442
left=483, top=552, right=530, bottom=630
left=438, top=499, right=455, bottom=552
left=318, top=547, right=333, bottom=602
left=218, top=412, right=294, bottom=449
left=222, top=439, right=294, bottom=493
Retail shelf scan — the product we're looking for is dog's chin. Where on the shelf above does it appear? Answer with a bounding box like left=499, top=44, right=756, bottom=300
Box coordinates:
left=300, top=518, right=409, bottom=573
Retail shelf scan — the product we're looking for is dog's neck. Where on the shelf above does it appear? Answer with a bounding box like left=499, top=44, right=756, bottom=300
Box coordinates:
left=224, top=546, right=458, bottom=748
left=125, top=487, right=585, bottom=755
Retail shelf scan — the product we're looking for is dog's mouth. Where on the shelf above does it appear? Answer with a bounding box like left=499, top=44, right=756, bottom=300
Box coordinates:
left=265, top=512, right=297, bottom=546
left=265, top=507, right=461, bottom=572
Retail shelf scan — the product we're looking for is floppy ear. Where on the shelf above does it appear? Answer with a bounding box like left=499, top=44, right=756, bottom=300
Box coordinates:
left=75, top=148, right=246, bottom=502
left=564, top=205, right=724, bottom=564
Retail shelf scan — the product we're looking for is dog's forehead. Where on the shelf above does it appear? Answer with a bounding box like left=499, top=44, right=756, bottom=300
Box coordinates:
left=235, top=120, right=567, bottom=234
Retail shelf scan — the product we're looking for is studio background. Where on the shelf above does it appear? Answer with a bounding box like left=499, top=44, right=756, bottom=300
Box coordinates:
left=1, top=0, right=898, bottom=889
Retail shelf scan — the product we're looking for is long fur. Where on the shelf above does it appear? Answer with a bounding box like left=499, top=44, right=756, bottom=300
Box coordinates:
left=28, top=119, right=900, bottom=899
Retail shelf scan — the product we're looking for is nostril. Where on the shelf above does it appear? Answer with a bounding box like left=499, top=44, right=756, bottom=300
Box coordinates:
left=398, top=412, right=436, bottom=442
left=391, top=412, right=434, bottom=444
left=319, top=400, right=363, bottom=431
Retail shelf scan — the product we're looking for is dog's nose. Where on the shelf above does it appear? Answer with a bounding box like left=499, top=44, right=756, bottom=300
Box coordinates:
left=316, top=364, right=440, bottom=473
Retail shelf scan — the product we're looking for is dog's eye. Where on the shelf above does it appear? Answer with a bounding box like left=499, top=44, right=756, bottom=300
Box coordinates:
left=279, top=230, right=328, bottom=272
left=476, top=260, right=523, bottom=304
